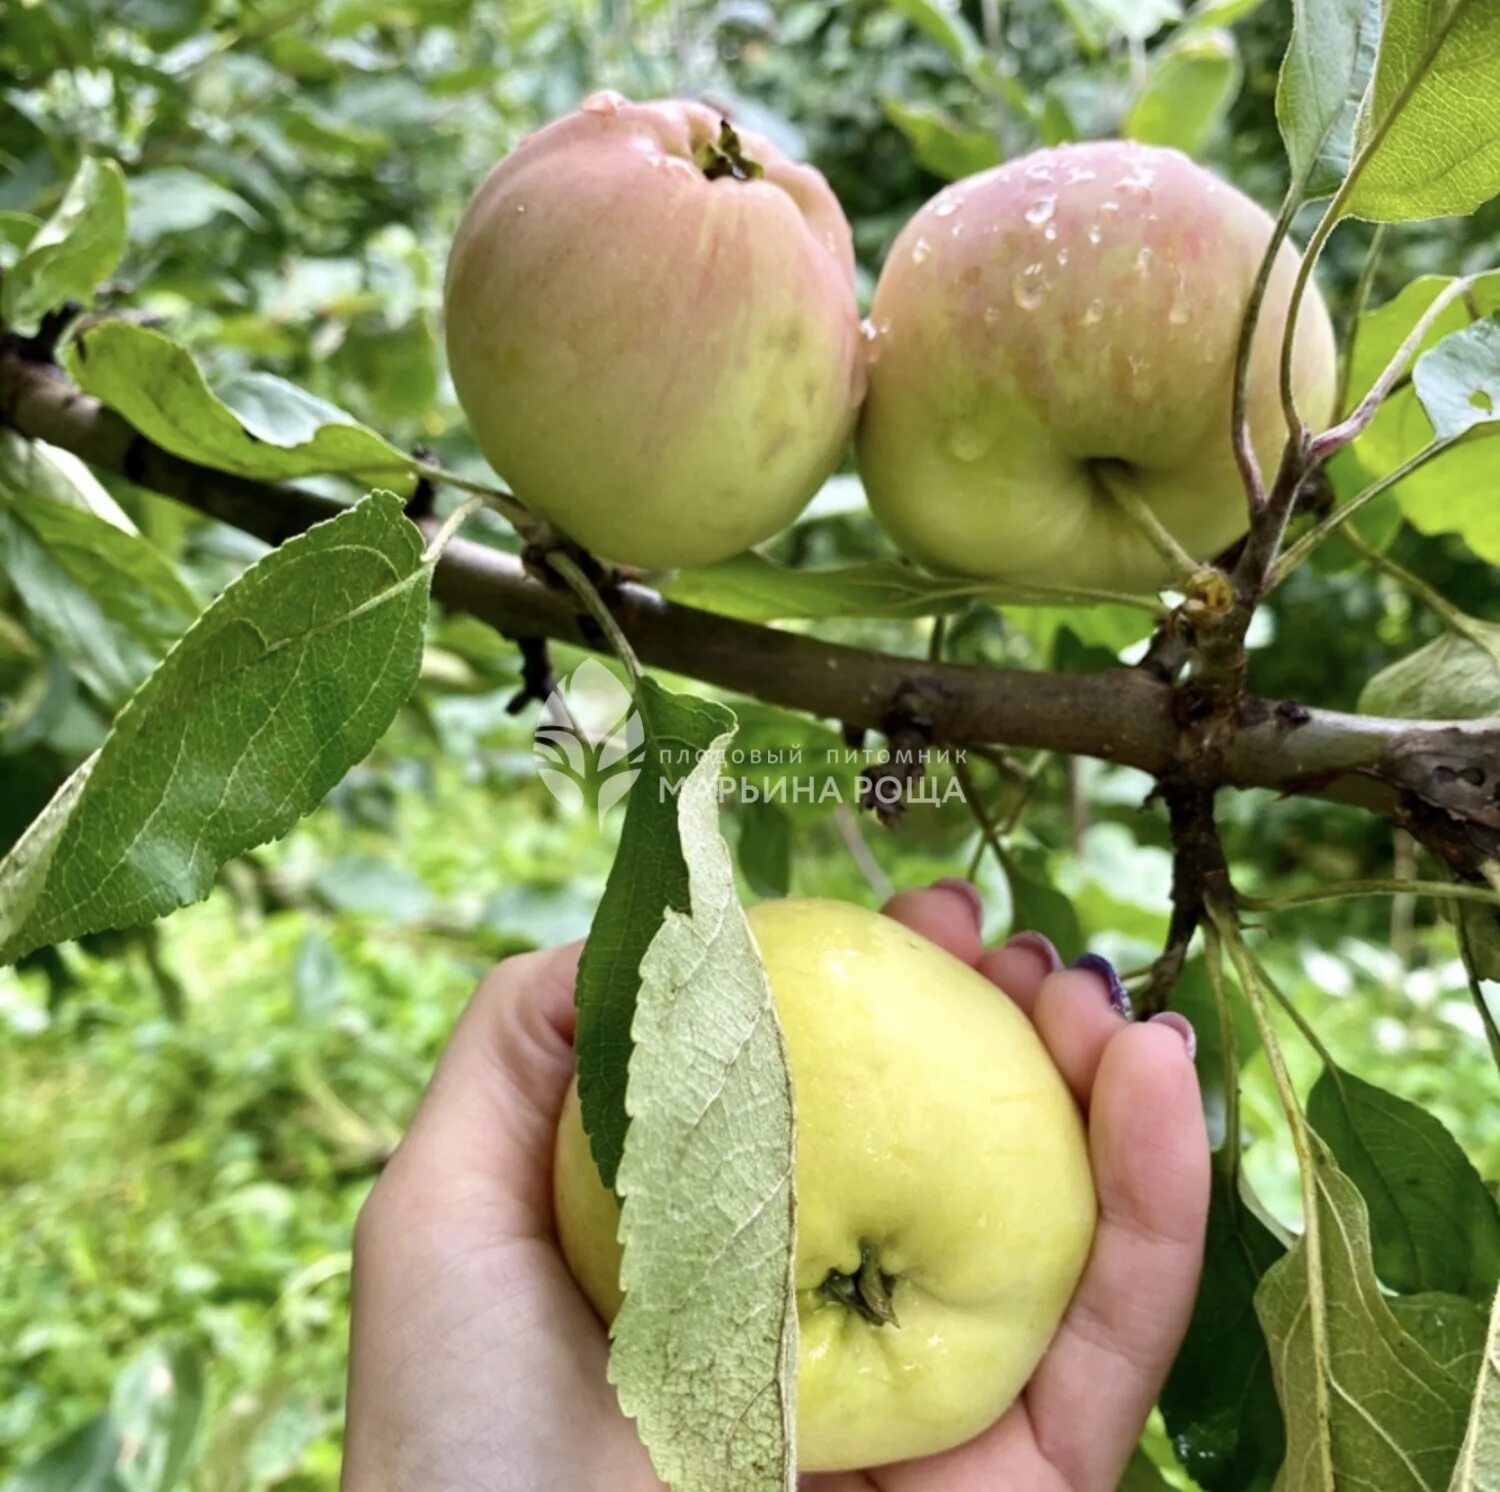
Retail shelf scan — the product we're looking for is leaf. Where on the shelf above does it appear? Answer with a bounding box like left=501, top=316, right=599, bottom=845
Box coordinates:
left=1004, top=848, right=1084, bottom=956
left=0, top=427, right=139, bottom=530
left=1, top=1415, right=122, bottom=1492
left=1449, top=1284, right=1500, bottom=1490
left=1308, top=1063, right=1500, bottom=1300
left=610, top=735, right=797, bottom=1492
left=1126, top=29, right=1243, bottom=156
left=663, top=553, right=1151, bottom=623
left=1358, top=625, right=1500, bottom=720
left=1162, top=1159, right=1288, bottom=1491
left=66, top=322, right=417, bottom=494
left=574, top=681, right=736, bottom=1189
left=1170, top=955, right=1262, bottom=1151
left=1179, top=0, right=1272, bottom=37
left=1346, top=0, right=1500, bottom=222
left=0, top=493, right=428, bottom=964
left=1276, top=0, right=1383, bottom=202
left=110, top=1340, right=205, bottom=1492
left=1057, top=0, right=1184, bottom=48
left=882, top=99, right=1003, bottom=180
left=1120, top=1446, right=1177, bottom=1490
left=738, top=798, right=792, bottom=898
left=1337, top=273, right=1500, bottom=564
left=0, top=477, right=199, bottom=711
left=126, top=169, right=263, bottom=243
left=1414, top=318, right=1500, bottom=440
left=1255, top=1144, right=1475, bottom=1490
left=1, top=158, right=127, bottom=335
left=886, top=0, right=987, bottom=72
left=1389, top=1293, right=1491, bottom=1384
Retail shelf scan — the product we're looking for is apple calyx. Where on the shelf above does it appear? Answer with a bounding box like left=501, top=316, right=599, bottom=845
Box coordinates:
left=820, top=1241, right=901, bottom=1328
left=696, top=119, right=764, bottom=182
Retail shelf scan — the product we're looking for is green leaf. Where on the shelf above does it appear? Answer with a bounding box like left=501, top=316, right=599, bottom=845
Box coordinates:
left=1120, top=1446, right=1176, bottom=1490
left=1255, top=1144, right=1475, bottom=1490
left=110, top=1340, right=205, bottom=1492
left=1388, top=1292, right=1490, bottom=1384
left=66, top=322, right=417, bottom=494
left=664, top=553, right=1154, bottom=623
left=1276, top=0, right=1383, bottom=201
left=0, top=442, right=199, bottom=709
left=1126, top=29, right=1243, bottom=155
left=1337, top=273, right=1500, bottom=564
left=1346, top=0, right=1500, bottom=222
left=882, top=98, right=1003, bottom=180
left=0, top=493, right=428, bottom=964
left=1057, top=0, right=1184, bottom=48
left=1004, top=848, right=1084, bottom=955
left=738, top=799, right=792, bottom=898
left=1, top=1415, right=122, bottom=1492
left=126, top=169, right=262, bottom=243
left=610, top=735, right=796, bottom=1492
left=574, top=680, right=735, bottom=1189
left=1170, top=955, right=1261, bottom=1151
left=1162, top=1159, right=1288, bottom=1491
left=1414, top=318, right=1500, bottom=440
left=0, top=158, right=127, bottom=335
left=886, top=0, right=987, bottom=73
left=1308, top=1063, right=1500, bottom=1300
left=1358, top=625, right=1500, bottom=720
left=1179, top=0, right=1271, bottom=37
left=1448, top=1283, right=1500, bottom=1490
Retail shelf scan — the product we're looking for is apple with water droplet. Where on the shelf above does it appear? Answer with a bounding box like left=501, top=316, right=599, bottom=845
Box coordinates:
left=444, top=93, right=865, bottom=568
left=553, top=898, right=1097, bottom=1471
left=855, top=141, right=1338, bottom=593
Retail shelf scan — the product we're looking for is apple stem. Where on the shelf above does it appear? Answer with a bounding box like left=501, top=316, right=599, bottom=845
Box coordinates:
left=696, top=120, right=765, bottom=183
left=821, top=1242, right=900, bottom=1328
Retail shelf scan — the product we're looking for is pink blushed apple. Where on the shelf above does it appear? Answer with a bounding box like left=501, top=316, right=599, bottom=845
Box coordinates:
left=855, top=141, right=1338, bottom=593
left=444, top=92, right=865, bottom=569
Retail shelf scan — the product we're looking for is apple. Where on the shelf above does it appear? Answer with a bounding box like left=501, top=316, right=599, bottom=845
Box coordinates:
left=554, top=897, right=1097, bottom=1472
left=855, top=140, right=1338, bottom=593
left=444, top=93, right=865, bottom=569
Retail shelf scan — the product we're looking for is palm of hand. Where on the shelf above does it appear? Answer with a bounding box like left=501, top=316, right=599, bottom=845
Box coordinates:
left=344, top=887, right=1207, bottom=1492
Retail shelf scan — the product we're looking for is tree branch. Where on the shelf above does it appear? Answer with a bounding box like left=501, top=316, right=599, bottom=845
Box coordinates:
left=5, top=340, right=1500, bottom=869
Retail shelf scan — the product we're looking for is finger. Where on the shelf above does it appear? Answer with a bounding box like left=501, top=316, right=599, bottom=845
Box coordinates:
left=1029, top=958, right=1131, bottom=1107
left=374, top=940, right=583, bottom=1241
left=977, top=931, right=1062, bottom=1018
left=1023, top=1017, right=1210, bottom=1491
left=881, top=880, right=985, bottom=967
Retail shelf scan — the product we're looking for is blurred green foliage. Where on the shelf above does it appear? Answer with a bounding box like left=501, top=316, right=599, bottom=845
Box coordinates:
left=2, top=0, right=1498, bottom=1486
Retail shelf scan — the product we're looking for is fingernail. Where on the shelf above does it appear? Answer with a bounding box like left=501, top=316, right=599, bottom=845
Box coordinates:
left=1070, top=953, right=1132, bottom=1019
left=930, top=878, right=984, bottom=928
left=1149, top=1011, right=1197, bottom=1061
left=1003, top=929, right=1062, bottom=973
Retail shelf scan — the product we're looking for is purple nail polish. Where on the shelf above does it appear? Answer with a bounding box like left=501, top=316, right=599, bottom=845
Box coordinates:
left=930, top=878, right=984, bottom=927
left=1003, top=929, right=1062, bottom=973
left=1149, top=1012, right=1198, bottom=1060
left=1070, top=952, right=1132, bottom=1019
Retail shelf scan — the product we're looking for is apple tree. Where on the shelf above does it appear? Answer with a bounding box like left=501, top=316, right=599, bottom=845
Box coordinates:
left=1, top=0, right=1498, bottom=1488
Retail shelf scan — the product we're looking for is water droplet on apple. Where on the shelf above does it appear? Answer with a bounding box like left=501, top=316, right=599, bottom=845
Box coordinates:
left=581, top=90, right=626, bottom=116
left=1043, top=222, right=1059, bottom=241
left=1168, top=270, right=1190, bottom=325
left=515, top=203, right=527, bottom=214
left=947, top=421, right=996, bottom=462
left=1083, top=299, right=1104, bottom=326
left=1128, top=353, right=1149, bottom=385
left=911, top=236, right=933, bottom=266
left=983, top=304, right=1001, bottom=325
left=1025, top=162, right=1056, bottom=184
left=1025, top=197, right=1056, bottom=227
left=1012, top=263, right=1049, bottom=311
left=933, top=195, right=964, bottom=218
left=859, top=317, right=884, bottom=364
left=1136, top=246, right=1153, bottom=274
left=1087, top=225, right=1103, bottom=246
left=1057, top=247, right=1071, bottom=266
left=1067, top=166, right=1097, bottom=184
left=1100, top=199, right=1120, bottom=214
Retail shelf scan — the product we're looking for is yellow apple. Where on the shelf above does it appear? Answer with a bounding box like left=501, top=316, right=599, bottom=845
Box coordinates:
left=554, top=897, right=1097, bottom=1472
left=444, top=92, right=865, bottom=569
left=855, top=140, right=1338, bottom=592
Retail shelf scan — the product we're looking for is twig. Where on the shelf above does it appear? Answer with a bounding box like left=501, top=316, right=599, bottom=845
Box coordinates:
left=1335, top=224, right=1389, bottom=417
left=1239, top=878, right=1500, bottom=912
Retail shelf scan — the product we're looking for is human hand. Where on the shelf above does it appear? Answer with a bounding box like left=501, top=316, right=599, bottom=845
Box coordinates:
left=343, top=884, right=1209, bottom=1491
